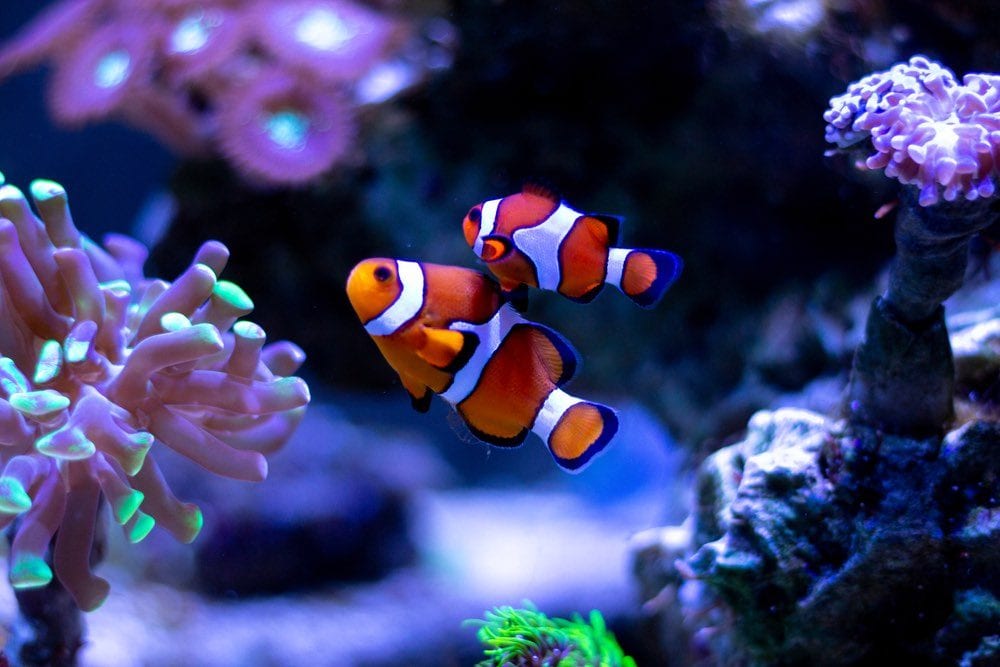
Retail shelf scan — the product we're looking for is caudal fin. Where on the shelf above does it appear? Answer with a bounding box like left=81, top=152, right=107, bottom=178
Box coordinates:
left=608, top=248, right=682, bottom=308
left=532, top=389, right=618, bottom=472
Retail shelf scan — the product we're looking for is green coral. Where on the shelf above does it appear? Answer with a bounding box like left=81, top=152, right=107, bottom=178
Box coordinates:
left=466, top=602, right=636, bottom=667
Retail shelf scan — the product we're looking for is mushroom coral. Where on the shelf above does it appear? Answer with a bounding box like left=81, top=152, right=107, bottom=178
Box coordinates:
left=824, top=55, right=1000, bottom=207
left=0, top=174, right=309, bottom=611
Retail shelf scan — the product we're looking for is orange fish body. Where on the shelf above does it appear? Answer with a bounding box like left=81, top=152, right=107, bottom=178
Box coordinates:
left=346, top=258, right=617, bottom=471
left=462, top=184, right=682, bottom=307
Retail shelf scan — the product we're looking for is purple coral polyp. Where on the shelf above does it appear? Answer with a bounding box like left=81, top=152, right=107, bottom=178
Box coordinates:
left=0, top=0, right=438, bottom=186
left=220, top=73, right=354, bottom=184
left=253, top=0, right=399, bottom=83
left=0, top=177, right=309, bottom=611
left=824, top=55, right=1000, bottom=206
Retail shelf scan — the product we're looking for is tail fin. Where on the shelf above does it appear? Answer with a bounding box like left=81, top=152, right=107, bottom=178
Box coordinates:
left=532, top=389, right=618, bottom=472
left=607, top=248, right=682, bottom=308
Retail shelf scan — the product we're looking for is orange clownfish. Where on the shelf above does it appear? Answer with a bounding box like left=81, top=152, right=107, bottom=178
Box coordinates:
left=462, top=184, right=683, bottom=307
left=346, top=258, right=618, bottom=472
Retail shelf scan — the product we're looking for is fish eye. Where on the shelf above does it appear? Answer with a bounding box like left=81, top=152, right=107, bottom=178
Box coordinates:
left=467, top=207, right=481, bottom=223
left=373, top=266, right=392, bottom=282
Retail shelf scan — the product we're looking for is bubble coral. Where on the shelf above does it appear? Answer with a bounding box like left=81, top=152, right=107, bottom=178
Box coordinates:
left=0, top=174, right=309, bottom=611
left=824, top=55, right=1000, bottom=206
left=0, top=0, right=452, bottom=185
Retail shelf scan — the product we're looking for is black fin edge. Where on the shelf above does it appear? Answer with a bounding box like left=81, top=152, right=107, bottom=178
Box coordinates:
left=552, top=403, right=619, bottom=472
left=410, top=390, right=433, bottom=413
left=459, top=409, right=529, bottom=449
left=562, top=284, right=603, bottom=304
left=513, top=322, right=579, bottom=386
left=440, top=331, right=480, bottom=374
left=628, top=249, right=683, bottom=308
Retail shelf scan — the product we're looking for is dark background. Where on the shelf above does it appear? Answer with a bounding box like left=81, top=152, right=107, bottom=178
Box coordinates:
left=1, top=0, right=998, bottom=452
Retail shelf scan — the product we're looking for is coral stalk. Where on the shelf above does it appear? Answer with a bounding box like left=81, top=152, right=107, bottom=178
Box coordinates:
left=847, top=189, right=998, bottom=435
left=826, top=57, right=1000, bottom=435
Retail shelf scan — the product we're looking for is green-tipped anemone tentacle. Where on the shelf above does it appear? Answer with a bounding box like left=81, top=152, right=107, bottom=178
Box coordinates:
left=0, top=358, right=30, bottom=395
left=160, top=312, right=193, bottom=331
left=28, top=179, right=65, bottom=202
left=33, top=340, right=63, bottom=385
left=214, top=280, right=254, bottom=311
left=10, top=553, right=53, bottom=589
left=35, top=426, right=96, bottom=460
left=111, top=489, right=144, bottom=525
left=10, top=390, right=70, bottom=420
left=0, top=476, right=32, bottom=514
left=121, top=431, right=154, bottom=476
left=178, top=504, right=204, bottom=544
left=125, top=510, right=155, bottom=544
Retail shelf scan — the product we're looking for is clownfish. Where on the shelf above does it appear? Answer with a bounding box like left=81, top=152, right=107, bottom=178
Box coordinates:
left=462, top=184, right=682, bottom=307
left=346, top=258, right=617, bottom=472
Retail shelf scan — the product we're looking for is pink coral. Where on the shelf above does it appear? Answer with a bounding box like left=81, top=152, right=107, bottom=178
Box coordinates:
left=215, top=69, right=355, bottom=185
left=824, top=55, right=1000, bottom=206
left=47, top=21, right=159, bottom=126
left=0, top=0, right=451, bottom=186
left=250, top=0, right=401, bottom=83
left=0, top=175, right=309, bottom=611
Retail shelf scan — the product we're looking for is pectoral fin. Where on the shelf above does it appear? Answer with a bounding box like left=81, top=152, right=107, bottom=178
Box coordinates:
left=417, top=327, right=476, bottom=371
left=399, top=373, right=432, bottom=413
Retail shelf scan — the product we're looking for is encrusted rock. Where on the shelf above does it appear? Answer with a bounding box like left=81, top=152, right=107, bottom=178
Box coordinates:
left=633, top=408, right=1000, bottom=665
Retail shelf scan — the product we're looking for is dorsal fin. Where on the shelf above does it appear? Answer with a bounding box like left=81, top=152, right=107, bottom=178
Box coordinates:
left=521, top=181, right=561, bottom=203
left=525, top=324, right=578, bottom=386
left=586, top=214, right=622, bottom=245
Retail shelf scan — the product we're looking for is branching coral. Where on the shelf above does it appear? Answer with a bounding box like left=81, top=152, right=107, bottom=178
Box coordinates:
left=824, top=55, right=1000, bottom=207
left=0, top=174, right=309, bottom=611
left=0, top=0, right=454, bottom=185
left=467, top=603, right=636, bottom=667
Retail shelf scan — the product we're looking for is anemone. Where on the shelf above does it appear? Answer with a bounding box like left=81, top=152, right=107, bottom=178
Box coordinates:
left=0, top=177, right=309, bottom=611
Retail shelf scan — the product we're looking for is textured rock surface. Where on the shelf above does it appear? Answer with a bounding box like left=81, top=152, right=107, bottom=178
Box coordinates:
left=633, top=408, right=1000, bottom=666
